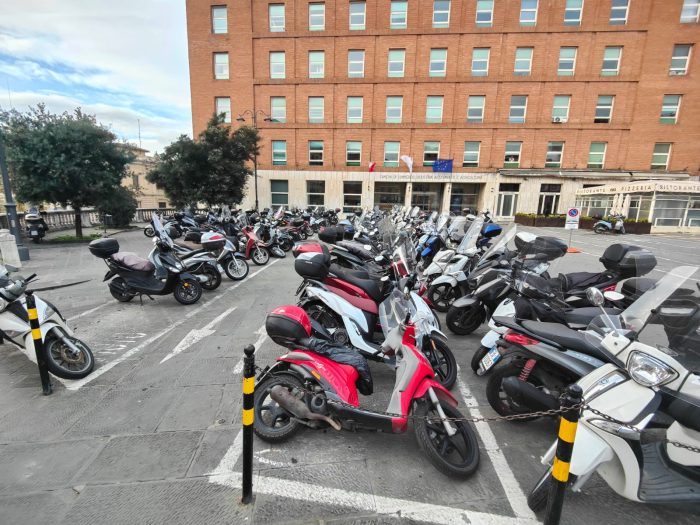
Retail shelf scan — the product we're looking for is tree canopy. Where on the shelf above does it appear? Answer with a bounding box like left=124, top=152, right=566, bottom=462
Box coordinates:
left=0, top=104, right=133, bottom=236
left=146, top=114, right=260, bottom=209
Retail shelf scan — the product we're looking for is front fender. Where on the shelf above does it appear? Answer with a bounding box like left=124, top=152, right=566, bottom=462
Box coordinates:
left=414, top=378, right=458, bottom=407
left=431, top=275, right=458, bottom=288
left=22, top=322, right=69, bottom=364
left=452, top=295, right=479, bottom=309
left=179, top=272, right=198, bottom=282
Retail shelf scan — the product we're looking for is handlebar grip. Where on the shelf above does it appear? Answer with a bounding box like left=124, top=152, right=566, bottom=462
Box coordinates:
left=26, top=274, right=37, bottom=282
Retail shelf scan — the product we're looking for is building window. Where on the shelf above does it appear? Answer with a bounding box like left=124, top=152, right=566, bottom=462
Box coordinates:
left=558, top=47, right=577, bottom=76
left=272, top=141, right=287, bottom=165
left=212, top=6, right=228, bottom=34
left=538, top=184, right=561, bottom=215
left=651, top=143, right=671, bottom=170
left=307, top=181, right=325, bottom=206
left=213, top=52, right=229, bottom=80
left=215, top=97, right=231, bottom=123
left=471, top=48, right=490, bottom=76
left=347, top=96, right=363, bottom=123
left=467, top=95, right=485, bottom=123
left=349, top=1, right=366, bottom=30
left=309, top=141, right=324, bottom=166
left=386, top=96, right=403, bottom=123
left=384, top=141, right=400, bottom=167
left=476, top=0, right=494, bottom=27
left=545, top=142, right=565, bottom=168
left=463, top=142, right=480, bottom=168
left=270, top=97, right=286, bottom=122
left=269, top=4, right=285, bottom=32
left=670, top=44, right=692, bottom=75
left=520, top=0, right=538, bottom=26
left=681, top=0, right=700, bottom=23
left=509, top=95, right=528, bottom=124
left=588, top=142, right=606, bottom=168
left=601, top=46, right=622, bottom=76
left=132, top=174, right=140, bottom=189
left=423, top=141, right=440, bottom=166
left=309, top=3, right=325, bottom=31
left=309, top=51, right=325, bottom=78
left=429, top=48, right=447, bottom=77
left=308, top=97, right=324, bottom=123
left=552, top=95, right=571, bottom=122
left=270, top=51, right=285, bottom=79
left=346, top=141, right=362, bottom=166
left=390, top=0, right=408, bottom=28
left=564, top=0, right=583, bottom=26
left=158, top=201, right=167, bottom=209
left=271, top=180, right=289, bottom=205
left=514, top=47, right=533, bottom=75
left=595, top=95, right=614, bottom=123
left=660, top=95, right=682, bottom=124
left=425, top=96, right=444, bottom=123
left=348, top=50, right=365, bottom=78
left=504, top=142, right=522, bottom=168
left=343, top=181, right=362, bottom=212
left=433, top=0, right=451, bottom=28
left=609, top=0, right=629, bottom=24
left=388, top=49, right=406, bottom=77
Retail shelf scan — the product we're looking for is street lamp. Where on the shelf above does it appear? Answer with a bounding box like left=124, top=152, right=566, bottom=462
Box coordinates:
left=0, top=130, right=29, bottom=261
left=236, top=109, right=272, bottom=211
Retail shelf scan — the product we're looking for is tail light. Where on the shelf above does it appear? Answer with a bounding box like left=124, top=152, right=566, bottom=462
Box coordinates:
left=603, top=284, right=617, bottom=292
left=503, top=329, right=540, bottom=346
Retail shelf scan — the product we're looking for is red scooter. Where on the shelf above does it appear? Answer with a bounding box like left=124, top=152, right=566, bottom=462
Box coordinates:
left=241, top=225, right=271, bottom=265
left=254, top=292, right=480, bottom=477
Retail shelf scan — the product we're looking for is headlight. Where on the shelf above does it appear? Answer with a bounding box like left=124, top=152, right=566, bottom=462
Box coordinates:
left=584, top=370, right=626, bottom=400
left=627, top=351, right=678, bottom=387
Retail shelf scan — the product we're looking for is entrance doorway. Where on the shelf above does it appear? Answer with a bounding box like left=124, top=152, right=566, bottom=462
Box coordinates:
left=374, top=182, right=406, bottom=210
left=497, top=183, right=520, bottom=218
left=537, top=184, right=561, bottom=216
left=450, top=184, right=480, bottom=214
left=411, top=183, right=443, bottom=211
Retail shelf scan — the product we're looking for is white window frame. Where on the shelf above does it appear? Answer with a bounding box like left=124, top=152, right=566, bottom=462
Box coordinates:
left=651, top=143, right=672, bottom=170
left=467, top=95, right=485, bottom=123
left=388, top=49, right=406, bottom=77
left=215, top=97, right=231, bottom=123
left=390, top=0, right=408, bottom=29
left=595, top=95, right=615, bottom=123
left=609, top=0, right=629, bottom=25
left=670, top=44, right=692, bottom=75
left=504, top=142, right=522, bottom=168
left=514, top=47, right=533, bottom=75
left=270, top=51, right=286, bottom=79
left=270, top=180, right=289, bottom=205
left=346, top=141, right=362, bottom=166
left=509, top=95, right=528, bottom=124
left=681, top=0, right=700, bottom=23
left=309, top=50, right=325, bottom=78
left=552, top=95, right=571, bottom=122
left=601, top=46, right=622, bottom=76
left=423, top=141, right=440, bottom=166
left=545, top=141, right=565, bottom=168
left=476, top=0, right=494, bottom=27
left=463, top=142, right=481, bottom=168
left=270, top=97, right=287, bottom=123
left=429, top=48, right=447, bottom=77
left=660, top=94, right=682, bottom=124
left=386, top=96, right=403, bottom=123
left=564, top=0, right=584, bottom=26
left=433, top=0, right=451, bottom=28
left=307, top=180, right=325, bottom=206
left=348, top=49, right=365, bottom=78
left=212, top=6, right=228, bottom=34
left=308, top=97, right=325, bottom=123
left=349, top=1, right=366, bottom=30
left=520, top=0, right=538, bottom=26
left=309, top=3, right=325, bottom=31
left=587, top=142, right=607, bottom=169
left=343, top=181, right=363, bottom=212
left=309, top=141, right=324, bottom=166
left=558, top=47, right=577, bottom=76
left=214, top=52, right=229, bottom=79
left=346, top=96, right=363, bottom=123
left=425, top=96, right=444, bottom=124
left=272, top=140, right=287, bottom=165
left=384, top=142, right=400, bottom=167
left=471, top=48, right=490, bottom=76
left=269, top=4, right=285, bottom=32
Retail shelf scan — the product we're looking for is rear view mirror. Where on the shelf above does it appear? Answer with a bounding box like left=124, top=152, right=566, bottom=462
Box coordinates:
left=364, top=244, right=372, bottom=251
left=374, top=255, right=384, bottom=263
left=4, top=264, right=19, bottom=273
left=603, top=291, right=625, bottom=302
left=586, top=287, right=605, bottom=307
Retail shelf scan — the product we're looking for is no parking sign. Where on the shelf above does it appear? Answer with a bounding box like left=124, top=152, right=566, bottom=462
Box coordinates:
left=565, top=207, right=580, bottom=230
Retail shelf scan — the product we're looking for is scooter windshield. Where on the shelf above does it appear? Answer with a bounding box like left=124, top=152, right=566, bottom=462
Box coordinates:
left=410, top=206, right=420, bottom=218
left=478, top=223, right=516, bottom=266
left=457, top=217, right=484, bottom=254
left=274, top=206, right=285, bottom=220
left=436, top=214, right=449, bottom=232
left=379, top=289, right=410, bottom=337
left=152, top=213, right=174, bottom=248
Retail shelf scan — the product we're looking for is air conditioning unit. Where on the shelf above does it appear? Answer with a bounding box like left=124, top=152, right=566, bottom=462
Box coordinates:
left=552, top=117, right=567, bottom=123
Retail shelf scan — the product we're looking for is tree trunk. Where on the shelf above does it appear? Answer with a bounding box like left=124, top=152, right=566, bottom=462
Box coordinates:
left=74, top=207, right=83, bottom=238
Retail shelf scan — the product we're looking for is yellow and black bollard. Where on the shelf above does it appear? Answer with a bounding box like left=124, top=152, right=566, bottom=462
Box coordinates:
left=25, top=291, right=52, bottom=395
left=544, top=384, right=583, bottom=525
left=241, top=344, right=255, bottom=504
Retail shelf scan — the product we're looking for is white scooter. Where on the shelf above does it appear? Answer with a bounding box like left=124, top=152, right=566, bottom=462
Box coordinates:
left=423, top=216, right=483, bottom=284
left=528, top=266, right=700, bottom=511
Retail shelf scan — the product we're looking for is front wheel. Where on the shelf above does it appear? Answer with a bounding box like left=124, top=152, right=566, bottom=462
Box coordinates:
left=446, top=303, right=485, bottom=335
left=173, top=278, right=203, bottom=305
left=279, top=238, right=293, bottom=252
left=426, top=283, right=458, bottom=313
left=224, top=257, right=249, bottom=281
left=199, top=264, right=221, bottom=291
left=424, top=336, right=457, bottom=390
left=593, top=225, right=607, bottom=234
left=413, top=399, right=480, bottom=478
left=252, top=247, right=269, bottom=265
left=254, top=373, right=305, bottom=442
left=44, top=335, right=95, bottom=379
left=144, top=226, right=155, bottom=237
left=528, top=467, right=553, bottom=512
left=271, top=246, right=286, bottom=258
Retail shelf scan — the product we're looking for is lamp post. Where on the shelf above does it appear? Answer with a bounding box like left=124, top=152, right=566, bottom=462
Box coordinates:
left=236, top=109, right=272, bottom=212
left=0, top=130, right=29, bottom=261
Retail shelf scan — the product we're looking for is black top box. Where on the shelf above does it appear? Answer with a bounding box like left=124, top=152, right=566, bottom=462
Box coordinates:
left=600, top=244, right=657, bottom=278
left=294, top=252, right=330, bottom=281
left=88, top=238, right=119, bottom=258
left=515, top=236, right=568, bottom=261
left=318, top=226, right=342, bottom=243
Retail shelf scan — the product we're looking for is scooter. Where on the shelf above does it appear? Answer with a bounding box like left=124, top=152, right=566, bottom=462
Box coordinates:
left=25, top=208, right=48, bottom=243
left=594, top=214, right=626, bottom=234
left=241, top=225, right=271, bottom=265
left=254, top=295, right=480, bottom=478
left=0, top=267, right=94, bottom=379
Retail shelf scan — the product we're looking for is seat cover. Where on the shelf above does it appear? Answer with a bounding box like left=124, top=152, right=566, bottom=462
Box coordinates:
left=336, top=240, right=374, bottom=261
left=520, top=320, right=610, bottom=361
left=330, top=265, right=383, bottom=303
left=330, top=263, right=369, bottom=280
left=175, top=239, right=202, bottom=250
left=555, top=272, right=608, bottom=292
left=111, top=252, right=155, bottom=272
left=298, top=336, right=373, bottom=395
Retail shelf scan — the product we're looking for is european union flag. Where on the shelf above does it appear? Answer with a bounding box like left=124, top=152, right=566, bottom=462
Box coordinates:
left=432, top=159, right=453, bottom=173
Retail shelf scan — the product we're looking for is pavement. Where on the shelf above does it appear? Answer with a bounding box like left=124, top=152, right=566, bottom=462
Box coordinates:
left=0, top=227, right=698, bottom=525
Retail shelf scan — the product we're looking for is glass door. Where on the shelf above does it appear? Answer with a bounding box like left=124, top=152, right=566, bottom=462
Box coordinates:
left=497, top=193, right=518, bottom=218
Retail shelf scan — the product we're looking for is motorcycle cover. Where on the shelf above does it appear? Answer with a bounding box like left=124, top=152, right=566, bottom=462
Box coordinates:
left=300, top=336, right=373, bottom=396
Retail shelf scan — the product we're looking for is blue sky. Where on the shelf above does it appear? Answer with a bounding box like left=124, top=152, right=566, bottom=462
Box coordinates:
left=0, top=0, right=192, bottom=154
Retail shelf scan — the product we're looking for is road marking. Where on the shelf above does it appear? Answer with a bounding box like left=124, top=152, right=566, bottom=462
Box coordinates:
left=64, top=259, right=280, bottom=390
left=159, top=306, right=237, bottom=363
left=456, top=370, right=536, bottom=521
left=232, top=322, right=268, bottom=374
left=68, top=301, right=111, bottom=322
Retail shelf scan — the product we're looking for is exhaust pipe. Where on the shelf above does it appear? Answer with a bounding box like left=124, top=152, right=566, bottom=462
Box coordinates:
left=270, top=385, right=342, bottom=431
left=502, top=377, right=558, bottom=412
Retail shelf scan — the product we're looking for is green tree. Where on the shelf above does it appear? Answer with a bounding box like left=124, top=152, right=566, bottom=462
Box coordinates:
left=95, top=186, right=138, bottom=228
left=0, top=104, right=133, bottom=237
left=146, top=114, right=260, bottom=209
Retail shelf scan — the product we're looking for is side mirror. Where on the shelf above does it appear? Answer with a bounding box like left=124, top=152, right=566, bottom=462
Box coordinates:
left=364, top=244, right=372, bottom=251
left=586, top=287, right=605, bottom=307
left=374, top=255, right=385, bottom=263
left=603, top=291, right=625, bottom=302
left=4, top=264, right=19, bottom=273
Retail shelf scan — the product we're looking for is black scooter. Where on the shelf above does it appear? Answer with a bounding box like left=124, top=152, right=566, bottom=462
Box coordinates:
left=25, top=210, right=48, bottom=243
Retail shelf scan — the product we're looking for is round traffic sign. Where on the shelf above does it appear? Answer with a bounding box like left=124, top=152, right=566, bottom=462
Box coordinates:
left=567, top=208, right=579, bottom=218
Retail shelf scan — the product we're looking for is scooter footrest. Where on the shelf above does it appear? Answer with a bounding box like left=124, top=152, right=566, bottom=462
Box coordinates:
left=638, top=443, right=700, bottom=503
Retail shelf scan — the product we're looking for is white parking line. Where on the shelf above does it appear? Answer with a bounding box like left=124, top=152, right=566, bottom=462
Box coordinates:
left=232, top=322, right=268, bottom=374
left=68, top=301, right=111, bottom=322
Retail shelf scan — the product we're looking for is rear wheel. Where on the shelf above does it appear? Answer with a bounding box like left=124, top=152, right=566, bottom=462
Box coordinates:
left=44, top=335, right=95, bottom=379
left=470, top=345, right=490, bottom=373
left=252, top=247, right=269, bottom=265
left=593, top=225, right=607, bottom=234
left=109, top=277, right=136, bottom=302
left=143, top=226, right=155, bottom=237
left=305, top=303, right=348, bottom=345
left=224, top=257, right=249, bottom=281
left=199, top=264, right=221, bottom=291
left=280, top=238, right=293, bottom=252
left=446, top=303, right=485, bottom=335
left=254, top=373, right=305, bottom=442
left=485, top=359, right=545, bottom=421
left=528, top=467, right=553, bottom=512
left=173, top=278, right=203, bottom=305
left=424, top=336, right=457, bottom=390
left=427, top=283, right=457, bottom=313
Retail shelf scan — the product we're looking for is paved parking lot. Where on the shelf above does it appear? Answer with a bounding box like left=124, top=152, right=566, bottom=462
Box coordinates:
left=0, top=227, right=698, bottom=524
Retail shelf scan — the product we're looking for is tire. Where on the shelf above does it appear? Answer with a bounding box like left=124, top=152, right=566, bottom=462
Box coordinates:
left=254, top=373, right=305, bottom=442
left=427, top=283, right=457, bottom=313
left=429, top=308, right=442, bottom=331
left=485, top=359, right=544, bottom=421
left=144, top=226, right=155, bottom=237
left=446, top=303, right=485, bottom=335
left=413, top=399, right=480, bottom=478
left=199, top=264, right=222, bottom=291
left=593, top=225, right=607, bottom=234
left=528, top=467, right=553, bottom=512
left=109, top=277, right=136, bottom=302
left=272, top=246, right=286, bottom=258
left=280, top=238, right=293, bottom=252
left=44, top=335, right=95, bottom=379
left=470, top=345, right=490, bottom=373
left=173, top=278, right=203, bottom=305
left=252, top=247, right=269, bottom=266
left=305, top=303, right=348, bottom=345
left=424, top=336, right=457, bottom=390
left=224, top=257, right=249, bottom=281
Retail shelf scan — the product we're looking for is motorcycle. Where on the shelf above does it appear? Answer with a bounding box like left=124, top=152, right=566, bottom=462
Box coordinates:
left=594, top=214, right=626, bottom=234
left=25, top=208, right=48, bottom=243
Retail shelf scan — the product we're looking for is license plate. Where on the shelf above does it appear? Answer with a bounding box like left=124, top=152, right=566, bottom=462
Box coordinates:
left=479, top=347, right=501, bottom=373
left=30, top=230, right=38, bottom=235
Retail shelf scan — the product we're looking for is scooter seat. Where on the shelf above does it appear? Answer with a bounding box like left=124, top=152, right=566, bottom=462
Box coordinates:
left=330, top=263, right=369, bottom=280
left=110, top=252, right=155, bottom=272
left=520, top=320, right=609, bottom=361
left=329, top=266, right=383, bottom=303
left=336, top=241, right=374, bottom=261
left=298, top=337, right=373, bottom=395
left=175, top=239, right=201, bottom=251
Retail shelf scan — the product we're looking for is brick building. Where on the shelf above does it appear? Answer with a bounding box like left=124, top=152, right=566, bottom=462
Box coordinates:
left=186, top=0, right=700, bottom=219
